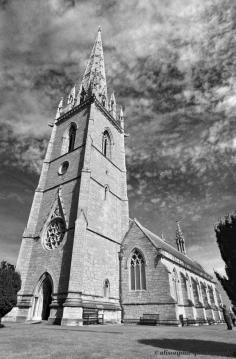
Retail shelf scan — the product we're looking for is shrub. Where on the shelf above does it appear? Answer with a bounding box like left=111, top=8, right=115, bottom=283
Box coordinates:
left=0, top=261, right=21, bottom=325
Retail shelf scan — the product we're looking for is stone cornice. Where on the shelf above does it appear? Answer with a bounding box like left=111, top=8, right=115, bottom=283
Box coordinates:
left=55, top=95, right=123, bottom=133
left=56, top=97, right=93, bottom=124
left=93, top=98, right=123, bottom=133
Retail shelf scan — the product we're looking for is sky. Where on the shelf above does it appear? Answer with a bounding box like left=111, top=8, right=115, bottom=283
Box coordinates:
left=1, top=0, right=236, bottom=290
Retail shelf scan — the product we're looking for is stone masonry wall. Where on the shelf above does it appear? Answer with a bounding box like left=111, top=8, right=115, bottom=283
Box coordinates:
left=82, top=230, right=120, bottom=301
left=121, top=222, right=177, bottom=322
left=16, top=107, right=90, bottom=305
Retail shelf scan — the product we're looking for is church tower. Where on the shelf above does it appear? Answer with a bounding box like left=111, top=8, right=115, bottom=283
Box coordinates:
left=8, top=29, right=129, bottom=325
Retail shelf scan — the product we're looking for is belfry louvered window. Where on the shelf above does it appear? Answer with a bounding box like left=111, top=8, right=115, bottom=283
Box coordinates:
left=130, top=249, right=146, bottom=290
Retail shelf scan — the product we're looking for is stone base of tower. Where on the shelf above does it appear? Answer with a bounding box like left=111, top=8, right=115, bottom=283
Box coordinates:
left=2, top=306, right=30, bottom=323
left=61, top=307, right=83, bottom=326
left=61, top=305, right=121, bottom=326
left=60, top=294, right=121, bottom=326
left=102, top=308, right=121, bottom=324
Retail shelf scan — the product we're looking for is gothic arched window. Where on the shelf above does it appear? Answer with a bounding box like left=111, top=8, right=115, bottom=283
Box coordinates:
left=103, top=279, right=110, bottom=298
left=130, top=249, right=146, bottom=290
left=172, top=269, right=179, bottom=302
left=102, top=130, right=111, bottom=159
left=104, top=185, right=109, bottom=200
left=68, top=123, right=76, bottom=152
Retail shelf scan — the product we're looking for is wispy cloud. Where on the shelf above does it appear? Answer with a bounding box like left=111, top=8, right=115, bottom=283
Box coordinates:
left=1, top=0, right=236, bottom=275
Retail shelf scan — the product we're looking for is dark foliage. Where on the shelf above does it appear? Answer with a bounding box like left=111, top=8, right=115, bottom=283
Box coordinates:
left=215, top=213, right=236, bottom=306
left=0, top=261, right=21, bottom=323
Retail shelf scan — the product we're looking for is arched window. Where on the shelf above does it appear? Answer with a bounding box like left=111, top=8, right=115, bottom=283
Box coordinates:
left=130, top=249, right=146, bottom=290
left=180, top=273, right=188, bottom=305
left=102, top=130, right=111, bottom=159
left=103, top=279, right=110, bottom=298
left=104, top=185, right=109, bottom=200
left=61, top=123, right=77, bottom=155
left=172, top=269, right=179, bottom=302
left=68, top=123, right=76, bottom=152
left=191, top=277, right=200, bottom=305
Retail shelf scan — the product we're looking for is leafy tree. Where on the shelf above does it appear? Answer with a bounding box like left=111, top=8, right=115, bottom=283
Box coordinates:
left=0, top=261, right=21, bottom=325
left=215, top=213, right=236, bottom=307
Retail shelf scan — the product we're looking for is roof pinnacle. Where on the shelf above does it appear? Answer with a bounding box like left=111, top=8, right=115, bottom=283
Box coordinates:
left=176, top=220, right=186, bottom=255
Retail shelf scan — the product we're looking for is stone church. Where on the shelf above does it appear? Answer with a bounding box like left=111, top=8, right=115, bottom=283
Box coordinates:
left=6, top=29, right=223, bottom=326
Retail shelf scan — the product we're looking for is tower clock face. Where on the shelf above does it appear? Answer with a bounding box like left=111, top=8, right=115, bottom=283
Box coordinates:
left=43, top=217, right=66, bottom=250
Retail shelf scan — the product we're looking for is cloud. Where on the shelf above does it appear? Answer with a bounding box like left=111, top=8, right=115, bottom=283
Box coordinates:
left=1, top=0, right=236, bottom=275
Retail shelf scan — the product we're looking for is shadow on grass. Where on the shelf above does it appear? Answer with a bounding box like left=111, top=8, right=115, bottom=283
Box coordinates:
left=138, top=339, right=236, bottom=357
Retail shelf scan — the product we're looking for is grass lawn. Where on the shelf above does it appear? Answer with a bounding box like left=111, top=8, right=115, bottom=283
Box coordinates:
left=0, top=322, right=236, bottom=359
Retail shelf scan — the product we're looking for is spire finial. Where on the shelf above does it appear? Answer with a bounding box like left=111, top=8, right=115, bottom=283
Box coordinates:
left=98, top=25, right=102, bottom=32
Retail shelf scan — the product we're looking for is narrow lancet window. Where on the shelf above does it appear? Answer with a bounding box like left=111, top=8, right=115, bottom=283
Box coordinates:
left=104, top=185, right=109, bottom=200
left=104, top=279, right=110, bottom=298
left=68, top=123, right=76, bottom=152
left=102, top=130, right=111, bottom=159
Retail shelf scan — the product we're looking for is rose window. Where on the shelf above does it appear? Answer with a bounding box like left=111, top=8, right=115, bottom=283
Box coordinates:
left=44, top=218, right=66, bottom=250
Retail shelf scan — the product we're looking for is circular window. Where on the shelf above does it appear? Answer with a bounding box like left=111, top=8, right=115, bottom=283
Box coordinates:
left=43, top=217, right=66, bottom=250
left=58, top=161, right=69, bottom=175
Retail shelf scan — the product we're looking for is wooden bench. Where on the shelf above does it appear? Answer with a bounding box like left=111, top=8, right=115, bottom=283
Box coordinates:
left=140, top=313, right=160, bottom=325
left=180, top=317, right=209, bottom=326
left=83, top=309, right=104, bottom=325
left=207, top=318, right=215, bottom=325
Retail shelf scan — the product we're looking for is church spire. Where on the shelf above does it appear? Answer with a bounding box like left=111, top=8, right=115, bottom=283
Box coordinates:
left=176, top=221, right=186, bottom=255
left=81, top=27, right=107, bottom=106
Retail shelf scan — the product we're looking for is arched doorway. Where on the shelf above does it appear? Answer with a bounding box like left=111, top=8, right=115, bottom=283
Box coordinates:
left=32, top=273, right=53, bottom=321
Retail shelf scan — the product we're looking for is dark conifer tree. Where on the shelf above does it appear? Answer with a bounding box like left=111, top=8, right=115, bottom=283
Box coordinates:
left=215, top=213, right=236, bottom=307
left=0, top=261, right=21, bottom=326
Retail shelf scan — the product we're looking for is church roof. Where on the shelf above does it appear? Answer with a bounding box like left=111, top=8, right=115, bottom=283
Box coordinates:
left=133, top=219, right=214, bottom=282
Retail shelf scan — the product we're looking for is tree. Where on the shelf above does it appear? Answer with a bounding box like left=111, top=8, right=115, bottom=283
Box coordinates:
left=0, top=261, right=21, bottom=326
left=215, top=213, right=236, bottom=307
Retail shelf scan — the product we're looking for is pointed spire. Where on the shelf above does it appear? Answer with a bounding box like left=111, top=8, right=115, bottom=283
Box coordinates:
left=109, top=92, right=116, bottom=118
left=119, top=107, right=124, bottom=131
left=81, top=27, right=107, bottom=105
left=176, top=221, right=186, bottom=255
left=55, top=97, right=64, bottom=120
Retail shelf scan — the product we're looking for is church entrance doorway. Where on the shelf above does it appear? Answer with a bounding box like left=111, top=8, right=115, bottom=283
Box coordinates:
left=32, top=273, right=53, bottom=321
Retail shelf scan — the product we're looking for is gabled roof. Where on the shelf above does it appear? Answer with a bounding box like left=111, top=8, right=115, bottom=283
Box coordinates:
left=132, top=218, right=213, bottom=281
